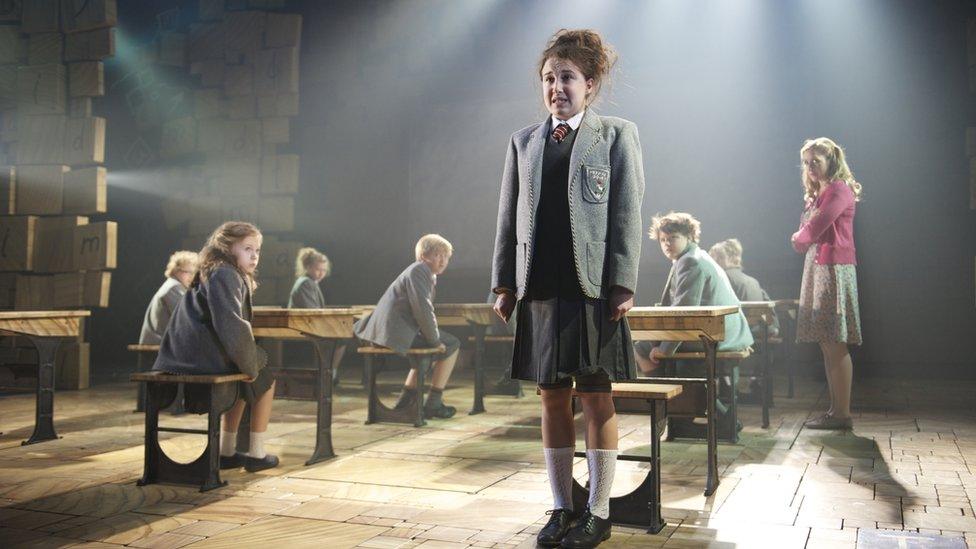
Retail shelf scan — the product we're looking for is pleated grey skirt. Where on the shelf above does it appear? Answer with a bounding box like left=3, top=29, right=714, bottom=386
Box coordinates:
left=510, top=297, right=636, bottom=385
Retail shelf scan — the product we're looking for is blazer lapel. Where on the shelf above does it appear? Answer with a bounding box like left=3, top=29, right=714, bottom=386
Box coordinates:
left=568, top=110, right=603, bottom=196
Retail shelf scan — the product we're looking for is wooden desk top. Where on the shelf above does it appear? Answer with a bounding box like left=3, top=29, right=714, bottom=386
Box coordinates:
left=740, top=301, right=775, bottom=326
left=435, top=303, right=494, bottom=327
left=627, top=306, right=738, bottom=342
left=0, top=310, right=90, bottom=338
left=252, top=307, right=360, bottom=339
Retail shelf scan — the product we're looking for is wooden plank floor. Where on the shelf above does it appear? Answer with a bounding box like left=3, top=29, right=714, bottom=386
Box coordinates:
left=1, top=372, right=975, bottom=548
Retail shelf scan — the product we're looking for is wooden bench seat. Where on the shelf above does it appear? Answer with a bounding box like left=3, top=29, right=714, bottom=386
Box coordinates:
left=130, top=371, right=249, bottom=492
left=467, top=335, right=515, bottom=343
left=358, top=344, right=445, bottom=427
left=128, top=344, right=160, bottom=353
left=669, top=349, right=751, bottom=360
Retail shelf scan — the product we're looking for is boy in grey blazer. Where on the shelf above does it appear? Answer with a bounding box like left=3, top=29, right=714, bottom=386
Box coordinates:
left=139, top=251, right=197, bottom=345
left=636, top=212, right=753, bottom=373
left=354, top=234, right=460, bottom=419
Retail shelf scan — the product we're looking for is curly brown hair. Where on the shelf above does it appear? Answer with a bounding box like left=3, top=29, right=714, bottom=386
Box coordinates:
left=195, top=221, right=262, bottom=291
left=648, top=212, right=702, bottom=243
left=537, top=29, right=617, bottom=106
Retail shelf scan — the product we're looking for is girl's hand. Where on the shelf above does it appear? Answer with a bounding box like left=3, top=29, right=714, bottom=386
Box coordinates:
left=494, top=292, right=516, bottom=322
left=609, top=286, right=635, bottom=321
left=649, top=346, right=665, bottom=364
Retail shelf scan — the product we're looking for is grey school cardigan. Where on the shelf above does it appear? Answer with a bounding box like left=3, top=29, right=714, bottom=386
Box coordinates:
left=139, top=277, right=186, bottom=345
left=153, top=264, right=268, bottom=379
left=288, top=275, right=325, bottom=308
left=491, top=109, right=645, bottom=299
left=353, top=261, right=439, bottom=355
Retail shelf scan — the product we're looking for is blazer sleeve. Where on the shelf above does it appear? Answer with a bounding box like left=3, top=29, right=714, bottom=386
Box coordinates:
left=207, top=268, right=266, bottom=378
left=792, top=182, right=853, bottom=251
left=659, top=256, right=705, bottom=356
left=606, top=122, right=645, bottom=293
left=291, top=278, right=323, bottom=309
left=406, top=266, right=440, bottom=346
left=491, top=136, right=519, bottom=294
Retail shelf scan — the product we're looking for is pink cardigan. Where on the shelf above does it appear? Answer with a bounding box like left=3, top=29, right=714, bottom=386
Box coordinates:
left=791, top=180, right=857, bottom=265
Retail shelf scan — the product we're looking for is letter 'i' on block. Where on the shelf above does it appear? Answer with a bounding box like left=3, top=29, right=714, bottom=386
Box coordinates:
left=0, top=216, right=38, bottom=272
left=17, top=64, right=67, bottom=115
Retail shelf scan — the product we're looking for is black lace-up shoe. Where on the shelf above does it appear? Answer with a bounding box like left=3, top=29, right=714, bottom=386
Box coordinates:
left=423, top=402, right=457, bottom=419
left=244, top=454, right=279, bottom=472
left=219, top=452, right=246, bottom=470
left=560, top=508, right=611, bottom=548
left=537, top=508, right=578, bottom=547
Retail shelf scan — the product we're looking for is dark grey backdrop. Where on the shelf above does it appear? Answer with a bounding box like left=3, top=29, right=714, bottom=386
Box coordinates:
left=94, top=0, right=976, bottom=381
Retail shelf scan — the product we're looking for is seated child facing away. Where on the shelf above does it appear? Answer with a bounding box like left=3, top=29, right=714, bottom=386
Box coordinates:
left=708, top=238, right=779, bottom=337
left=153, top=221, right=279, bottom=473
left=353, top=234, right=460, bottom=419
left=139, top=251, right=198, bottom=345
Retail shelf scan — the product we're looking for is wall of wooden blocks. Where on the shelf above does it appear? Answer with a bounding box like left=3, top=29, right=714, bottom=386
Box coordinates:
left=0, top=0, right=119, bottom=388
left=154, top=1, right=304, bottom=307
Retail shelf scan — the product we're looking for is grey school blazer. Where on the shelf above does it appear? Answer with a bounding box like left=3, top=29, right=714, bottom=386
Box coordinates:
left=153, top=265, right=268, bottom=379
left=353, top=261, right=439, bottom=355
left=491, top=109, right=645, bottom=299
left=288, top=275, right=325, bottom=309
left=139, top=277, right=186, bottom=345
left=659, top=244, right=754, bottom=355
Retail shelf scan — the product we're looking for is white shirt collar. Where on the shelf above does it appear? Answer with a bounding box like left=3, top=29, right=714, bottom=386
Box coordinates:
left=551, top=109, right=585, bottom=132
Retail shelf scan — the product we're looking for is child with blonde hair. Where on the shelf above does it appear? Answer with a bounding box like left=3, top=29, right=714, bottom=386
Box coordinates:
left=153, top=221, right=279, bottom=472
left=354, top=234, right=460, bottom=419
left=289, top=247, right=347, bottom=384
left=139, top=250, right=198, bottom=345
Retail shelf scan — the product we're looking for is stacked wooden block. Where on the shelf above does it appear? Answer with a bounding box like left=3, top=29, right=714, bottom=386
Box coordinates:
left=157, top=0, right=303, bottom=306
left=0, top=0, right=118, bottom=389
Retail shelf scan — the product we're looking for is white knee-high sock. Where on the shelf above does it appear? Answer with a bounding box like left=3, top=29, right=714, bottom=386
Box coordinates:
left=544, top=447, right=575, bottom=511
left=586, top=449, right=618, bottom=519
left=249, top=431, right=267, bottom=459
left=220, top=430, right=237, bottom=457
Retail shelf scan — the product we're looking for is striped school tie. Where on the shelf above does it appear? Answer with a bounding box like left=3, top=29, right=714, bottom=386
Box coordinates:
left=551, top=123, right=570, bottom=143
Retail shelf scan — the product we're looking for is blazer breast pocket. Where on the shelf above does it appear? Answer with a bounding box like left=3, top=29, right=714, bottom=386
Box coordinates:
left=582, top=165, right=611, bottom=203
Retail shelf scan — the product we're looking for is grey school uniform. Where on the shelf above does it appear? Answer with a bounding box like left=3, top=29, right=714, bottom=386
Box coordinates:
left=724, top=267, right=780, bottom=337
left=153, top=264, right=272, bottom=403
left=139, top=277, right=186, bottom=345
left=288, top=275, right=325, bottom=309
left=490, top=109, right=645, bottom=385
left=353, top=261, right=459, bottom=357
left=636, top=244, right=754, bottom=358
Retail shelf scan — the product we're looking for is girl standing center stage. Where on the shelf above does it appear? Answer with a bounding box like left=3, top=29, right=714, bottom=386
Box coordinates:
left=490, top=29, right=645, bottom=549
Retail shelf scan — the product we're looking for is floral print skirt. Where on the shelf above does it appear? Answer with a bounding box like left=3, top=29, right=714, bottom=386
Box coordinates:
left=797, top=245, right=862, bottom=345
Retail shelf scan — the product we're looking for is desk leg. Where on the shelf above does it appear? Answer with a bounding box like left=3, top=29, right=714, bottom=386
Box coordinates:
left=648, top=399, right=665, bottom=533
left=700, top=335, right=719, bottom=497
left=469, top=324, right=487, bottom=415
left=307, top=337, right=337, bottom=465
left=135, top=352, right=147, bottom=413
left=761, top=323, right=771, bottom=429
left=23, top=337, right=62, bottom=445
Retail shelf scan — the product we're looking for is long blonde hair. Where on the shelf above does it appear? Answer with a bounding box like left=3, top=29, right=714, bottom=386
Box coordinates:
left=295, top=247, right=330, bottom=278
left=800, top=137, right=862, bottom=203
left=196, top=221, right=261, bottom=291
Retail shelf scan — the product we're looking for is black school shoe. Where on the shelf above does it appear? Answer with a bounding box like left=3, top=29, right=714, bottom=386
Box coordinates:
left=244, top=454, right=279, bottom=472
left=423, top=402, right=457, bottom=419
left=536, top=508, right=578, bottom=547
left=393, top=388, right=418, bottom=410
left=219, top=452, right=246, bottom=470
left=560, top=508, right=611, bottom=548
